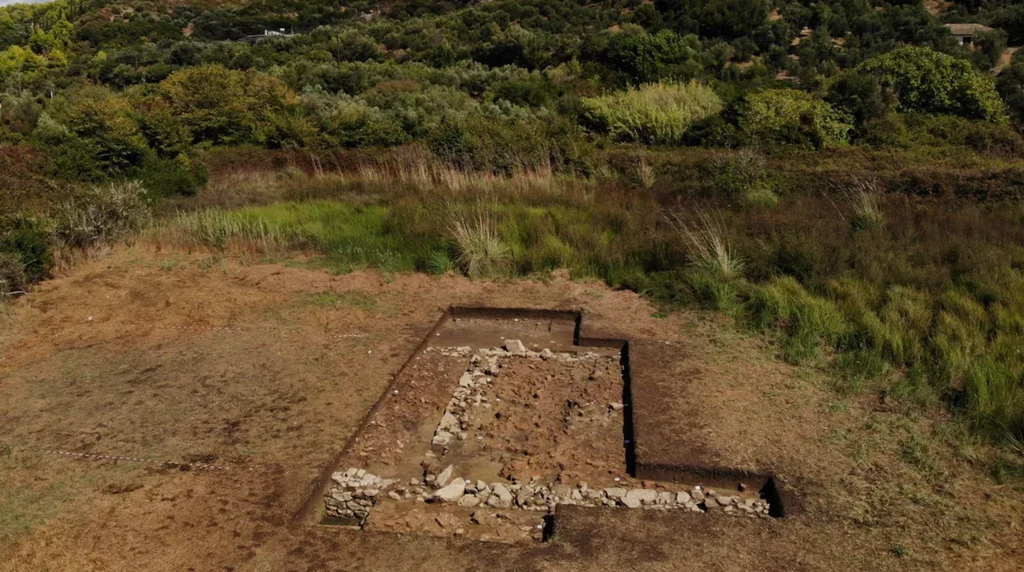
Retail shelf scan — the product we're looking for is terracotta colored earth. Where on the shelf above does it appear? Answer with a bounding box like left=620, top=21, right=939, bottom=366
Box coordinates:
left=0, top=245, right=1022, bottom=571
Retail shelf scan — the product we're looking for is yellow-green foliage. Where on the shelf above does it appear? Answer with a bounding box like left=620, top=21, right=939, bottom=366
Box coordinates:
left=581, top=82, right=722, bottom=145
left=740, top=89, right=852, bottom=148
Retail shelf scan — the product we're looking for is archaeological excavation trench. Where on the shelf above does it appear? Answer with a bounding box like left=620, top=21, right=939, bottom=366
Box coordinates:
left=306, top=308, right=790, bottom=544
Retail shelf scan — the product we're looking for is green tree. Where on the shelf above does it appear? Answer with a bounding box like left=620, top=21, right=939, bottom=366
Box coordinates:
left=605, top=28, right=695, bottom=83
left=57, top=86, right=149, bottom=175
left=740, top=89, right=852, bottom=148
left=158, top=65, right=300, bottom=145
left=857, top=47, right=1006, bottom=122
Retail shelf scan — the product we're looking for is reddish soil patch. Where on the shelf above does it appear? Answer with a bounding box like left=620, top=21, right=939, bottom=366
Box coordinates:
left=0, top=245, right=1022, bottom=571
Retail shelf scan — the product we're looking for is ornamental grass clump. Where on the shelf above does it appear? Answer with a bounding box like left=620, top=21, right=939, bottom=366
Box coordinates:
left=447, top=207, right=511, bottom=278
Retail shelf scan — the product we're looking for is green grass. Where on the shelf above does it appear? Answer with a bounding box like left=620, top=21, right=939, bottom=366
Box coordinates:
left=160, top=174, right=1024, bottom=452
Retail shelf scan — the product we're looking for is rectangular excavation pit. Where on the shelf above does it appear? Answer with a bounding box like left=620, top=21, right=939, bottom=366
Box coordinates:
left=305, top=307, right=788, bottom=543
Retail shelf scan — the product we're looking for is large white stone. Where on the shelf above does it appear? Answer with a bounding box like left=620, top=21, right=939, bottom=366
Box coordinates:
left=431, top=479, right=466, bottom=503
left=603, top=487, right=627, bottom=500
left=624, top=489, right=659, bottom=506
left=435, top=465, right=454, bottom=488
left=487, top=483, right=513, bottom=508
left=504, top=340, right=527, bottom=353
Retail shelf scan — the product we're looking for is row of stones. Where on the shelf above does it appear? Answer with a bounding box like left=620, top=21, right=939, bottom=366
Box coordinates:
left=325, top=466, right=771, bottom=520
left=431, top=368, right=491, bottom=446
left=425, top=342, right=613, bottom=364
left=428, top=471, right=771, bottom=516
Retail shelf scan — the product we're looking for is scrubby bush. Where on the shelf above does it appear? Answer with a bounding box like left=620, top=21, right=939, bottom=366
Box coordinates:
left=54, top=180, right=151, bottom=248
left=0, top=251, right=26, bottom=297
left=429, top=106, right=591, bottom=173
left=709, top=147, right=768, bottom=196
left=581, top=81, right=722, bottom=145
left=740, top=89, right=851, bottom=148
left=857, top=47, right=1006, bottom=122
left=0, top=214, right=52, bottom=283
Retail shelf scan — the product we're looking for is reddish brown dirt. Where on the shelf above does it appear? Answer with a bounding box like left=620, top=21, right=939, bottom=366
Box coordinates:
left=346, top=347, right=626, bottom=486
left=448, top=353, right=626, bottom=485
left=429, top=316, right=580, bottom=352
left=0, top=245, right=1022, bottom=571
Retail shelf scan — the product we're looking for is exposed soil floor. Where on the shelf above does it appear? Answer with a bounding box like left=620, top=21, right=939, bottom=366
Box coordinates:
left=333, top=314, right=766, bottom=544
left=1, top=245, right=1023, bottom=571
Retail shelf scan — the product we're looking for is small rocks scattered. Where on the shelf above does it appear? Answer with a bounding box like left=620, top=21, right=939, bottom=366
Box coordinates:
left=328, top=466, right=771, bottom=521
left=425, top=346, right=613, bottom=365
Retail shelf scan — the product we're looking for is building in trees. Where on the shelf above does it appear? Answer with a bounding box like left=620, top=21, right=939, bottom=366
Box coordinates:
left=944, top=23, right=994, bottom=46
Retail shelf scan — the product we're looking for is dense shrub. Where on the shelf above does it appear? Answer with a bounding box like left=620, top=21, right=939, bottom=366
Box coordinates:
left=739, top=89, right=851, bottom=148
left=857, top=47, right=1006, bottom=122
left=0, top=214, right=53, bottom=283
left=137, top=155, right=208, bottom=197
left=52, top=85, right=149, bottom=176
left=604, top=28, right=698, bottom=83
left=158, top=65, right=302, bottom=145
left=581, top=82, right=722, bottom=145
left=0, top=251, right=26, bottom=296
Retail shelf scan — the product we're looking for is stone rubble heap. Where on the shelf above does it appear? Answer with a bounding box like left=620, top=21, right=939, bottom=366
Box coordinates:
left=325, top=468, right=400, bottom=520
left=326, top=465, right=771, bottom=520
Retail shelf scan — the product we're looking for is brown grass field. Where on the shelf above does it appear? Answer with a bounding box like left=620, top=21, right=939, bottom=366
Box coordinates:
left=1, top=244, right=1022, bottom=571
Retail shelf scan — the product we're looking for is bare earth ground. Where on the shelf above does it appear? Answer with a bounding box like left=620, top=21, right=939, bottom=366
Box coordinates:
left=1, top=245, right=1023, bottom=571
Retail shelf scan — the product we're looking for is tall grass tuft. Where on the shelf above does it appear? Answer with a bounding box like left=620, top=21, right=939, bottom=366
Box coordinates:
left=169, top=209, right=286, bottom=250
left=446, top=206, right=511, bottom=278
left=582, top=82, right=723, bottom=145
left=668, top=209, right=744, bottom=280
left=635, top=156, right=656, bottom=189
left=845, top=177, right=886, bottom=231
left=745, top=276, right=851, bottom=363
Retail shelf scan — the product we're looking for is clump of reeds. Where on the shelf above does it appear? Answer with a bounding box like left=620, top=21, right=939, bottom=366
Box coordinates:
left=446, top=205, right=510, bottom=278
left=668, top=208, right=744, bottom=280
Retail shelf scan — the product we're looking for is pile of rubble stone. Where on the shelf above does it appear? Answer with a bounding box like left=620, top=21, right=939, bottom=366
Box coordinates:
left=325, top=468, right=401, bottom=520
left=325, top=465, right=771, bottom=521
